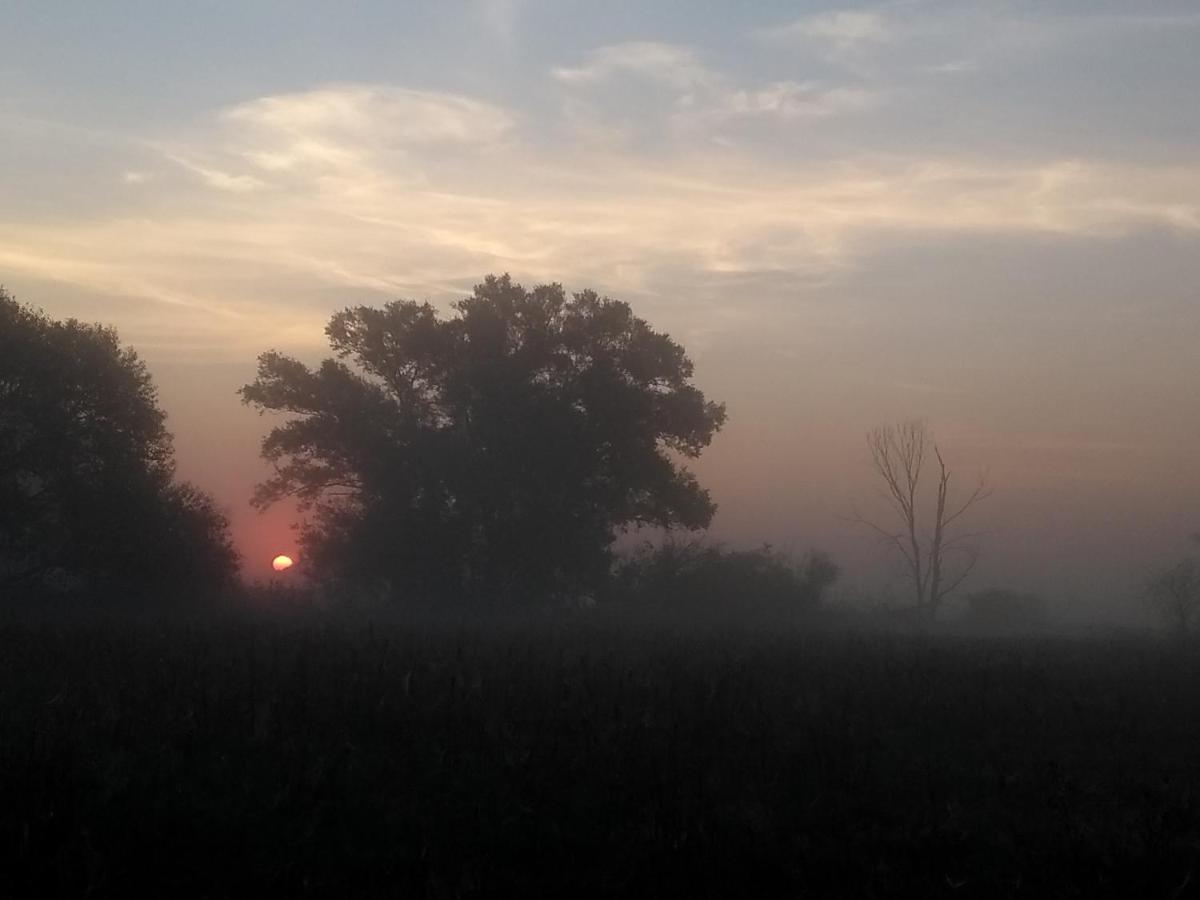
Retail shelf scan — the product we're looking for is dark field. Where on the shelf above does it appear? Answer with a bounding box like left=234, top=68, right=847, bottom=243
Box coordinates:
left=3, top=617, right=1199, bottom=897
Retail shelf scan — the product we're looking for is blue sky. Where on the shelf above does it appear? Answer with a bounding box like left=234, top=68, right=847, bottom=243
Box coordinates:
left=2, top=1, right=1198, bottom=609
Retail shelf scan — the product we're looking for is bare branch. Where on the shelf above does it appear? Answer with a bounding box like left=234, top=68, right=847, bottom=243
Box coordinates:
left=942, top=478, right=994, bottom=529
left=857, top=421, right=992, bottom=618
left=936, top=546, right=980, bottom=601
left=940, top=532, right=983, bottom=552
left=849, top=507, right=916, bottom=566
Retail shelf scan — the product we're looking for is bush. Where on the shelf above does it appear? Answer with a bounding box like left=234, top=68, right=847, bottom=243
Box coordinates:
left=609, top=538, right=837, bottom=619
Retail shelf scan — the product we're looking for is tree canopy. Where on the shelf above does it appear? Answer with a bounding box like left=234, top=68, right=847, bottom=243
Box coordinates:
left=241, top=274, right=727, bottom=605
left=0, top=288, right=238, bottom=600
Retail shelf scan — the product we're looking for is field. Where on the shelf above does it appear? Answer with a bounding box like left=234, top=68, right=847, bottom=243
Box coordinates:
left=2, top=615, right=1199, bottom=897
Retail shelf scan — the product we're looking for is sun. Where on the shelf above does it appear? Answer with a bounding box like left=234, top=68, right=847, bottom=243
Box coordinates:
left=272, top=554, right=294, bottom=573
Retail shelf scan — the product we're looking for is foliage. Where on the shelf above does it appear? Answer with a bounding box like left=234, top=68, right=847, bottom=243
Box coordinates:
left=5, top=620, right=1200, bottom=896
left=611, top=538, right=838, bottom=615
left=0, top=288, right=237, bottom=600
left=241, top=274, right=726, bottom=606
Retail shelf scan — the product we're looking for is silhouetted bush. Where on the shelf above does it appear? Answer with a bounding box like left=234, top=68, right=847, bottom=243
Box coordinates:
left=610, top=538, right=837, bottom=618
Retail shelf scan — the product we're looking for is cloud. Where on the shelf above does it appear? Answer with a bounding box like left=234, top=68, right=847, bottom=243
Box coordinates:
left=223, top=85, right=514, bottom=171
left=552, top=42, right=711, bottom=89
left=1, top=80, right=1198, bottom=362
left=226, top=85, right=513, bottom=147
left=923, top=59, right=977, bottom=75
left=712, top=81, right=876, bottom=121
left=552, top=41, right=877, bottom=138
left=140, top=84, right=518, bottom=205
left=759, top=3, right=1200, bottom=79
left=761, top=10, right=891, bottom=51
left=165, top=153, right=266, bottom=193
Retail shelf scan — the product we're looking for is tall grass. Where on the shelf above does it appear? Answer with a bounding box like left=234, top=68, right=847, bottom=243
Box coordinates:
left=1, top=616, right=1198, bottom=897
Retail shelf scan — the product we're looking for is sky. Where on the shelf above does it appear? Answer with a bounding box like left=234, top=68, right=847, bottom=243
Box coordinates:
left=2, top=1, right=1198, bottom=618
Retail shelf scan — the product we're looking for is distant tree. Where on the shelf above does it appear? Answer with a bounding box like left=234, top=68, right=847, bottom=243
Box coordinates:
left=853, top=420, right=991, bottom=619
left=240, top=274, right=726, bottom=606
left=1145, top=557, right=1200, bottom=637
left=796, top=549, right=841, bottom=605
left=0, top=288, right=238, bottom=600
left=965, top=587, right=1047, bottom=632
left=611, top=537, right=837, bottom=615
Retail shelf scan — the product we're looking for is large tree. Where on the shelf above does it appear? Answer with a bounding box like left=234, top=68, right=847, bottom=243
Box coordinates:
left=241, top=274, right=726, bottom=605
left=0, top=288, right=238, bottom=600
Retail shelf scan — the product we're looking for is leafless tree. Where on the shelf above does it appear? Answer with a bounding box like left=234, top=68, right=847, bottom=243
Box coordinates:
left=853, top=420, right=992, bottom=619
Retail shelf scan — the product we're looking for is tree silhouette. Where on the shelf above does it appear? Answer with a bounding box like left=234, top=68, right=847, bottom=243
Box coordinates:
left=853, top=420, right=991, bottom=619
left=1146, top=557, right=1200, bottom=637
left=0, top=288, right=238, bottom=600
left=241, top=274, right=726, bottom=605
left=612, top=539, right=839, bottom=615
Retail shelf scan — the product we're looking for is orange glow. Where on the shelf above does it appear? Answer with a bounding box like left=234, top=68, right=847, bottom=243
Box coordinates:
left=271, top=554, right=294, bottom=572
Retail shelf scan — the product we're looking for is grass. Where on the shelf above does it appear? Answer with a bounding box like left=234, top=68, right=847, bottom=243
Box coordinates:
left=2, top=614, right=1199, bottom=897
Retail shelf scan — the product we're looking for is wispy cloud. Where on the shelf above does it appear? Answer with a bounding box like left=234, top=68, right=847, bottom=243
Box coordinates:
left=552, top=41, right=877, bottom=139
left=204, top=85, right=515, bottom=183
left=708, top=81, right=876, bottom=122
left=760, top=9, right=892, bottom=51
left=225, top=85, right=514, bottom=149
left=1, top=73, right=1197, bottom=359
left=164, top=153, right=266, bottom=193
left=553, top=42, right=711, bottom=89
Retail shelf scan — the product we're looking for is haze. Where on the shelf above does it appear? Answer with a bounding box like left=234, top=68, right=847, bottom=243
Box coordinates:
left=3, top=1, right=1198, bottom=619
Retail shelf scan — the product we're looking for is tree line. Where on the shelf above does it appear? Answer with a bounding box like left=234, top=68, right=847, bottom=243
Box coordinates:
left=2, top=278, right=1195, bottom=629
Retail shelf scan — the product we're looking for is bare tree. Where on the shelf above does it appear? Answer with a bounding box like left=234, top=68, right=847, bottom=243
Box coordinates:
left=853, top=420, right=991, bottom=619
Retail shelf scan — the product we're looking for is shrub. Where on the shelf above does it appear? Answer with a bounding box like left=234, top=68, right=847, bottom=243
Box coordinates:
left=610, top=538, right=837, bottom=619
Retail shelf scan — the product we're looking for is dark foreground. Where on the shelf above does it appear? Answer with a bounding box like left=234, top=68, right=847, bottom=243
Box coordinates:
left=2, top=616, right=1198, bottom=898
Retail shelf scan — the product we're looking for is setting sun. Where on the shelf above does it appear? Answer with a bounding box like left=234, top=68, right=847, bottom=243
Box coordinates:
left=271, top=555, right=294, bottom=573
